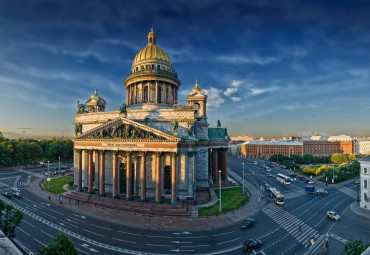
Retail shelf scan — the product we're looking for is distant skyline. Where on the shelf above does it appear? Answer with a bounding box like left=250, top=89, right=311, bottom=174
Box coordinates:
left=1, top=0, right=370, bottom=138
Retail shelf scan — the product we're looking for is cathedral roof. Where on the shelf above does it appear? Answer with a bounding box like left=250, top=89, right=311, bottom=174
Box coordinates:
left=86, top=88, right=106, bottom=106
left=208, top=128, right=230, bottom=141
left=132, top=27, right=172, bottom=67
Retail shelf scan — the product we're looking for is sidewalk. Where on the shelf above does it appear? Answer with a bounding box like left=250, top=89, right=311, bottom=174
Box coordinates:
left=28, top=170, right=266, bottom=230
left=350, top=201, right=370, bottom=220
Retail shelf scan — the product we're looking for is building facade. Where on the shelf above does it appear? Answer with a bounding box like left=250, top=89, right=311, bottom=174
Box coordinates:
left=355, top=138, right=370, bottom=156
left=241, top=141, right=303, bottom=159
left=73, top=29, right=229, bottom=204
left=359, top=158, right=370, bottom=210
left=302, top=135, right=354, bottom=157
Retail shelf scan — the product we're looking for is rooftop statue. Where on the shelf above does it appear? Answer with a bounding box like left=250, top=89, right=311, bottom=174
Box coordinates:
left=171, top=119, right=179, bottom=134
left=119, top=103, right=127, bottom=114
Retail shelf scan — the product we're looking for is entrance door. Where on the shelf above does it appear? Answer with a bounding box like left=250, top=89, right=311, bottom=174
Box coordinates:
left=119, top=163, right=127, bottom=194
left=164, top=166, right=171, bottom=191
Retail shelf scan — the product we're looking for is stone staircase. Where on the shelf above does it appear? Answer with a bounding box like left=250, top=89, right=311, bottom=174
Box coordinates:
left=65, top=191, right=190, bottom=217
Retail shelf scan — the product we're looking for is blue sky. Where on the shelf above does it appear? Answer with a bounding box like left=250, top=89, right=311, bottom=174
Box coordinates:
left=1, top=0, right=370, bottom=139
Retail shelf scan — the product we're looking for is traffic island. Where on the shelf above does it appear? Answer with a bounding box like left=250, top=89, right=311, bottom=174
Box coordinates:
left=43, top=176, right=74, bottom=194
left=198, top=187, right=248, bottom=217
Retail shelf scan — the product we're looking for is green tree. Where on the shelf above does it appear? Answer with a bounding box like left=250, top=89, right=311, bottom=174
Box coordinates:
left=331, top=153, right=348, bottom=164
left=15, top=142, right=33, bottom=166
left=290, top=154, right=303, bottom=164
left=268, top=154, right=288, bottom=163
left=302, top=154, right=315, bottom=164
left=341, top=239, right=369, bottom=255
left=348, top=154, right=357, bottom=162
left=39, top=232, right=77, bottom=255
left=30, top=142, right=44, bottom=166
left=0, top=200, right=24, bottom=237
left=0, top=131, right=4, bottom=141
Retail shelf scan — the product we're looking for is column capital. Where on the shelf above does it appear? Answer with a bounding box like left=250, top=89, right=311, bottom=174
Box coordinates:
left=170, top=152, right=178, bottom=157
left=112, top=150, right=118, bottom=156
left=139, top=151, right=147, bottom=157
left=154, top=152, right=162, bottom=157
left=124, top=151, right=132, bottom=157
left=75, top=149, right=82, bottom=154
left=99, top=150, right=105, bottom=155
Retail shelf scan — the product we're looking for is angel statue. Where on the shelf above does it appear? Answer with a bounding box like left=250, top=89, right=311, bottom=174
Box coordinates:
left=187, top=122, right=194, bottom=136
left=77, top=103, right=87, bottom=114
left=217, top=119, right=221, bottom=128
left=74, top=123, right=82, bottom=135
left=171, top=119, right=179, bottom=134
left=119, top=103, right=127, bottom=114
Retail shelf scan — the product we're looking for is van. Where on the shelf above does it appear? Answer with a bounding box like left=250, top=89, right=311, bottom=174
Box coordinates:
left=10, top=188, right=21, bottom=193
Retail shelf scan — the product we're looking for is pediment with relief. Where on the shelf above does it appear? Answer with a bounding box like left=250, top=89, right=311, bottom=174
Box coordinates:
left=77, top=117, right=180, bottom=142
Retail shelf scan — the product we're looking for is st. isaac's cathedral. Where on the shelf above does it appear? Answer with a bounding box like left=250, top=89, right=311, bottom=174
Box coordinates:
left=73, top=28, right=230, bottom=204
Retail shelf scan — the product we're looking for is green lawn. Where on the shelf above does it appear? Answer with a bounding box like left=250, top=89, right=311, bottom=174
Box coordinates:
left=198, top=187, right=248, bottom=217
left=43, top=176, right=73, bottom=194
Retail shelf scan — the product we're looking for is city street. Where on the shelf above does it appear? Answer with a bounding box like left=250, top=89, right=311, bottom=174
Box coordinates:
left=0, top=158, right=369, bottom=255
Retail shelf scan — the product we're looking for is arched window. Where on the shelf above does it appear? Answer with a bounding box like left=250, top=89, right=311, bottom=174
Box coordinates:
left=141, top=65, right=144, bottom=70
left=158, top=86, right=162, bottom=103
left=157, top=64, right=160, bottom=70
left=144, top=86, right=148, bottom=103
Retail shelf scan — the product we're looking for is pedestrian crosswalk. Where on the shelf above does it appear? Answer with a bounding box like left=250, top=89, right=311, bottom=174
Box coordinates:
left=262, top=203, right=319, bottom=245
left=17, top=182, right=29, bottom=186
left=282, top=190, right=306, bottom=200
left=338, top=187, right=357, bottom=200
left=0, top=181, right=8, bottom=188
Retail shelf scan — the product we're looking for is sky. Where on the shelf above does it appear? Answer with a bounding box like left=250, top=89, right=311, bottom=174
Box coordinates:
left=1, top=0, right=370, bottom=139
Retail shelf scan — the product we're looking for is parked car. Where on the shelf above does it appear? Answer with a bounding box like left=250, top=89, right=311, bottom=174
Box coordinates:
left=268, top=173, right=273, bottom=177
left=290, top=173, right=298, bottom=177
left=2, top=191, right=12, bottom=198
left=297, top=176, right=304, bottom=180
left=316, top=189, right=328, bottom=196
left=308, top=180, right=315, bottom=184
left=303, top=179, right=310, bottom=183
left=355, top=179, right=360, bottom=184
left=66, top=167, right=71, bottom=171
left=13, top=192, right=22, bottom=199
left=243, top=239, right=262, bottom=251
left=327, top=211, right=341, bottom=220
left=241, top=218, right=255, bottom=229
left=60, top=170, right=66, bottom=174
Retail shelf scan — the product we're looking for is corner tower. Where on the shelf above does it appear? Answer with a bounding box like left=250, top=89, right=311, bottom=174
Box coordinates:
left=124, top=28, right=181, bottom=109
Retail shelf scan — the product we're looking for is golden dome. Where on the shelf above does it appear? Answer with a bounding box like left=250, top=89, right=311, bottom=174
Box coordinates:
left=132, top=27, right=172, bottom=67
left=190, top=78, right=204, bottom=93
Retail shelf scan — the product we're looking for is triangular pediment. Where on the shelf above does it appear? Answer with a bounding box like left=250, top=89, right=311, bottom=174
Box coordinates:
left=77, top=117, right=180, bottom=142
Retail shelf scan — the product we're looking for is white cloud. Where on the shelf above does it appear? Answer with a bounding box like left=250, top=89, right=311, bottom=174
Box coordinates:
left=250, top=86, right=278, bottom=95
left=231, top=97, right=241, bottom=102
left=224, top=79, right=244, bottom=97
left=230, top=80, right=244, bottom=87
left=203, top=87, right=225, bottom=110
left=96, top=38, right=141, bottom=51
left=224, top=87, right=238, bottom=97
left=216, top=55, right=282, bottom=65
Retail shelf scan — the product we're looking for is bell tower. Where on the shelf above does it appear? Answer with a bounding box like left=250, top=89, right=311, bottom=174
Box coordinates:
left=187, top=78, right=207, bottom=117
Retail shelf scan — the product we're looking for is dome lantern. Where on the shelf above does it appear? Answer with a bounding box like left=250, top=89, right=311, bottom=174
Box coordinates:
left=148, top=26, right=157, bottom=45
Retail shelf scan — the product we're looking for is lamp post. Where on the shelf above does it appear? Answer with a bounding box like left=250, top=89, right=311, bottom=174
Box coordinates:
left=219, top=170, right=222, bottom=213
left=47, top=160, right=50, bottom=190
left=332, top=166, right=335, bottom=184
left=242, top=163, right=245, bottom=194
left=58, top=156, right=61, bottom=173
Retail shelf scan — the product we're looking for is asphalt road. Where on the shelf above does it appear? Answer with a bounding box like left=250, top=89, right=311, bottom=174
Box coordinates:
left=0, top=158, right=369, bottom=255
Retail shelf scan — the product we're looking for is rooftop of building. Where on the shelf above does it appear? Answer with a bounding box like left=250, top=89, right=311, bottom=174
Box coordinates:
left=243, top=140, right=303, bottom=146
left=302, top=135, right=353, bottom=141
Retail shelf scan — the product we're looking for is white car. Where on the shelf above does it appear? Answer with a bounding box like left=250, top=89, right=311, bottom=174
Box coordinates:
left=327, top=211, right=341, bottom=220
left=308, top=180, right=315, bottom=184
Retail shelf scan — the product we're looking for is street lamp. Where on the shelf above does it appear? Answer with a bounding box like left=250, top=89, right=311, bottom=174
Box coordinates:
left=219, top=170, right=222, bottom=213
left=332, top=166, right=335, bottom=184
left=242, top=163, right=245, bottom=194
left=58, top=156, right=61, bottom=173
left=47, top=160, right=50, bottom=191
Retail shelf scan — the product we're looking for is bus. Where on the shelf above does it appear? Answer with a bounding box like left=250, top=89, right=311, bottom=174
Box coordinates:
left=276, top=173, right=292, bottom=185
left=269, top=188, right=285, bottom=205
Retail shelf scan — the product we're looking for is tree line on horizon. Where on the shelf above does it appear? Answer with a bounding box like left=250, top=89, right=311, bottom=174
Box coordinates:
left=0, top=131, right=73, bottom=167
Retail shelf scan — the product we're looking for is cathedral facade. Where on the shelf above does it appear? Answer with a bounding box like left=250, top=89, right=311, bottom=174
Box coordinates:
left=73, top=28, right=229, bottom=204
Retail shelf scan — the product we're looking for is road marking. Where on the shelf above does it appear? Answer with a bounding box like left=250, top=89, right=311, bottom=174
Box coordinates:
left=17, top=227, right=30, bottom=236
left=61, top=220, right=77, bottom=228
left=217, top=237, right=240, bottom=245
left=49, top=209, right=64, bottom=215
left=13, top=175, right=21, bottom=188
left=40, top=229, right=54, bottom=238
left=145, top=244, right=172, bottom=247
left=252, top=250, right=257, bottom=254
left=34, top=238, right=47, bottom=247
left=176, top=235, right=207, bottom=239
left=90, top=223, right=111, bottom=230
left=112, top=237, right=137, bottom=244
left=145, top=235, right=172, bottom=239
left=84, top=229, right=105, bottom=237
left=171, top=240, right=193, bottom=244
left=41, top=211, right=57, bottom=219
left=22, top=219, right=36, bottom=228
left=76, top=247, right=89, bottom=254
left=117, top=230, right=141, bottom=236
left=66, top=218, right=79, bottom=225
left=180, top=244, right=210, bottom=248
left=170, top=249, right=194, bottom=253
left=212, top=231, right=235, bottom=237
left=68, top=217, right=85, bottom=224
